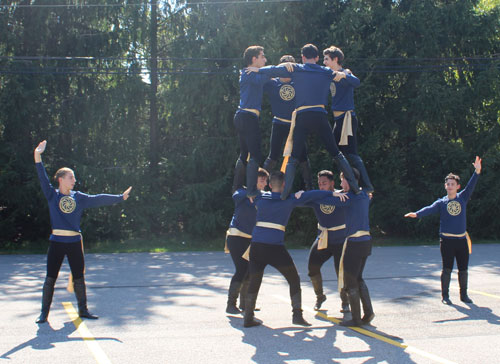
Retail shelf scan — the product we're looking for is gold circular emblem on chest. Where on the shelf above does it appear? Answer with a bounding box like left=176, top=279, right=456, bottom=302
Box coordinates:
left=447, top=201, right=461, bottom=216
left=320, top=204, right=335, bottom=214
left=330, top=82, right=336, bottom=97
left=279, top=84, right=295, bottom=101
left=59, top=196, right=76, bottom=214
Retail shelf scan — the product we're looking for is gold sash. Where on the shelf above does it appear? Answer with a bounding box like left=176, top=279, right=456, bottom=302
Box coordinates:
left=283, top=105, right=325, bottom=157
left=317, top=223, right=347, bottom=250
left=337, top=230, right=370, bottom=291
left=240, top=108, right=260, bottom=117
left=255, top=221, right=286, bottom=231
left=242, top=245, right=251, bottom=261
left=52, top=230, right=83, bottom=293
left=334, top=110, right=353, bottom=146
left=441, top=231, right=472, bottom=254
left=224, top=228, right=252, bottom=253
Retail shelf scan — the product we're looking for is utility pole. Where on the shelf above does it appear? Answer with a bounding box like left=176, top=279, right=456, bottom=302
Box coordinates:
left=149, top=0, right=159, bottom=178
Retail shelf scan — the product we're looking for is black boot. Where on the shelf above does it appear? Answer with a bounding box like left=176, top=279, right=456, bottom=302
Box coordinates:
left=347, top=154, right=374, bottom=194
left=340, top=289, right=350, bottom=313
left=359, top=281, right=374, bottom=324
left=299, top=159, right=313, bottom=191
left=243, top=293, right=261, bottom=327
left=441, top=268, right=452, bottom=305
left=231, top=159, right=247, bottom=194
left=333, top=153, right=360, bottom=194
left=458, top=271, right=473, bottom=303
left=226, top=280, right=242, bottom=314
left=310, top=274, right=326, bottom=310
left=246, top=158, right=260, bottom=198
left=36, top=277, right=56, bottom=324
left=263, top=158, right=277, bottom=173
left=281, top=157, right=299, bottom=200
left=291, top=291, right=311, bottom=326
left=340, top=288, right=363, bottom=327
left=73, top=278, right=99, bottom=319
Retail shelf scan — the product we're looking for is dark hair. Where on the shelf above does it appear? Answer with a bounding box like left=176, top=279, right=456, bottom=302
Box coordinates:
left=54, top=167, right=73, bottom=183
left=279, top=54, right=295, bottom=63
left=323, top=46, right=344, bottom=65
left=258, top=168, right=270, bottom=179
left=340, top=168, right=360, bottom=183
left=244, top=46, right=264, bottom=66
left=445, top=173, right=461, bottom=184
left=317, top=170, right=334, bottom=181
left=270, top=171, right=285, bottom=186
left=301, top=44, right=319, bottom=59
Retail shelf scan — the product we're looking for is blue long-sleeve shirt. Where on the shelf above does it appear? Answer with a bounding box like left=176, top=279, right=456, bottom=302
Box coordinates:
left=331, top=70, right=360, bottom=112
left=229, top=188, right=257, bottom=235
left=263, top=78, right=296, bottom=124
left=238, top=70, right=271, bottom=113
left=258, top=63, right=336, bottom=115
left=251, top=190, right=332, bottom=245
left=303, top=196, right=347, bottom=244
left=416, top=172, right=479, bottom=238
left=319, top=191, right=371, bottom=242
left=36, top=162, right=124, bottom=243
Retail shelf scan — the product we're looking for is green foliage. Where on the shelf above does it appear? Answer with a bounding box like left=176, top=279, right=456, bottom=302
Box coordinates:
left=0, top=0, right=499, bottom=250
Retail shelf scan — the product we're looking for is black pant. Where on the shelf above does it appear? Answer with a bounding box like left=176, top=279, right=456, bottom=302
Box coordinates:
left=234, top=111, right=262, bottom=163
left=333, top=113, right=358, bottom=155
left=247, top=242, right=301, bottom=299
left=268, top=123, right=307, bottom=162
left=342, top=240, right=372, bottom=290
left=46, top=241, right=84, bottom=280
left=308, top=238, right=344, bottom=278
left=440, top=238, right=469, bottom=271
left=227, top=235, right=250, bottom=284
left=291, top=111, right=340, bottom=160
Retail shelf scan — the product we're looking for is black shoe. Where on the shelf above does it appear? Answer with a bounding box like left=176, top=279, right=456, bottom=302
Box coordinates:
left=460, top=295, right=473, bottom=304
left=340, top=319, right=363, bottom=327
left=244, top=317, right=262, bottom=327
left=79, top=309, right=99, bottom=319
left=314, top=294, right=327, bottom=311
left=362, top=312, right=375, bottom=324
left=292, top=310, right=311, bottom=326
left=341, top=303, right=350, bottom=313
left=442, top=297, right=452, bottom=305
left=226, top=304, right=241, bottom=314
left=36, top=311, right=49, bottom=324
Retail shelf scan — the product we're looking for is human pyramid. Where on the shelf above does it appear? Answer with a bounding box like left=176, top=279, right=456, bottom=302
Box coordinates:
left=32, top=44, right=482, bottom=330
left=225, top=43, right=482, bottom=328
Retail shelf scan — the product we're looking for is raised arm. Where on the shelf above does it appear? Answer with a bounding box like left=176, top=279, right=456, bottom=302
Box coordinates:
left=34, top=140, right=55, bottom=201
left=247, top=65, right=293, bottom=78
left=458, top=156, right=481, bottom=202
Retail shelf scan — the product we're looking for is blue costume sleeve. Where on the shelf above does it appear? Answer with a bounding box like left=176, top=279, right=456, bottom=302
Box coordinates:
left=258, top=65, right=292, bottom=78
left=294, top=190, right=333, bottom=206
left=232, top=189, right=248, bottom=203
left=457, top=172, right=479, bottom=203
left=78, top=192, right=124, bottom=209
left=343, top=73, right=360, bottom=88
left=416, top=200, right=441, bottom=218
left=35, top=162, right=56, bottom=201
left=244, top=71, right=270, bottom=85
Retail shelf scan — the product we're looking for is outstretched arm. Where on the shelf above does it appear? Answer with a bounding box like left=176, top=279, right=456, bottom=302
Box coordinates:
left=404, top=212, right=417, bottom=218
left=459, top=156, right=482, bottom=202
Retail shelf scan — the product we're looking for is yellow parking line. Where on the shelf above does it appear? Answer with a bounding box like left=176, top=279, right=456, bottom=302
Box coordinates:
left=62, top=302, right=113, bottom=364
left=468, top=289, right=500, bottom=299
left=273, top=294, right=457, bottom=364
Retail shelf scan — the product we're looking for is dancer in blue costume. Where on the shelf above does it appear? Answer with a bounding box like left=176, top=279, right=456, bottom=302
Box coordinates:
left=405, top=156, right=482, bottom=305
left=34, top=140, right=132, bottom=323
